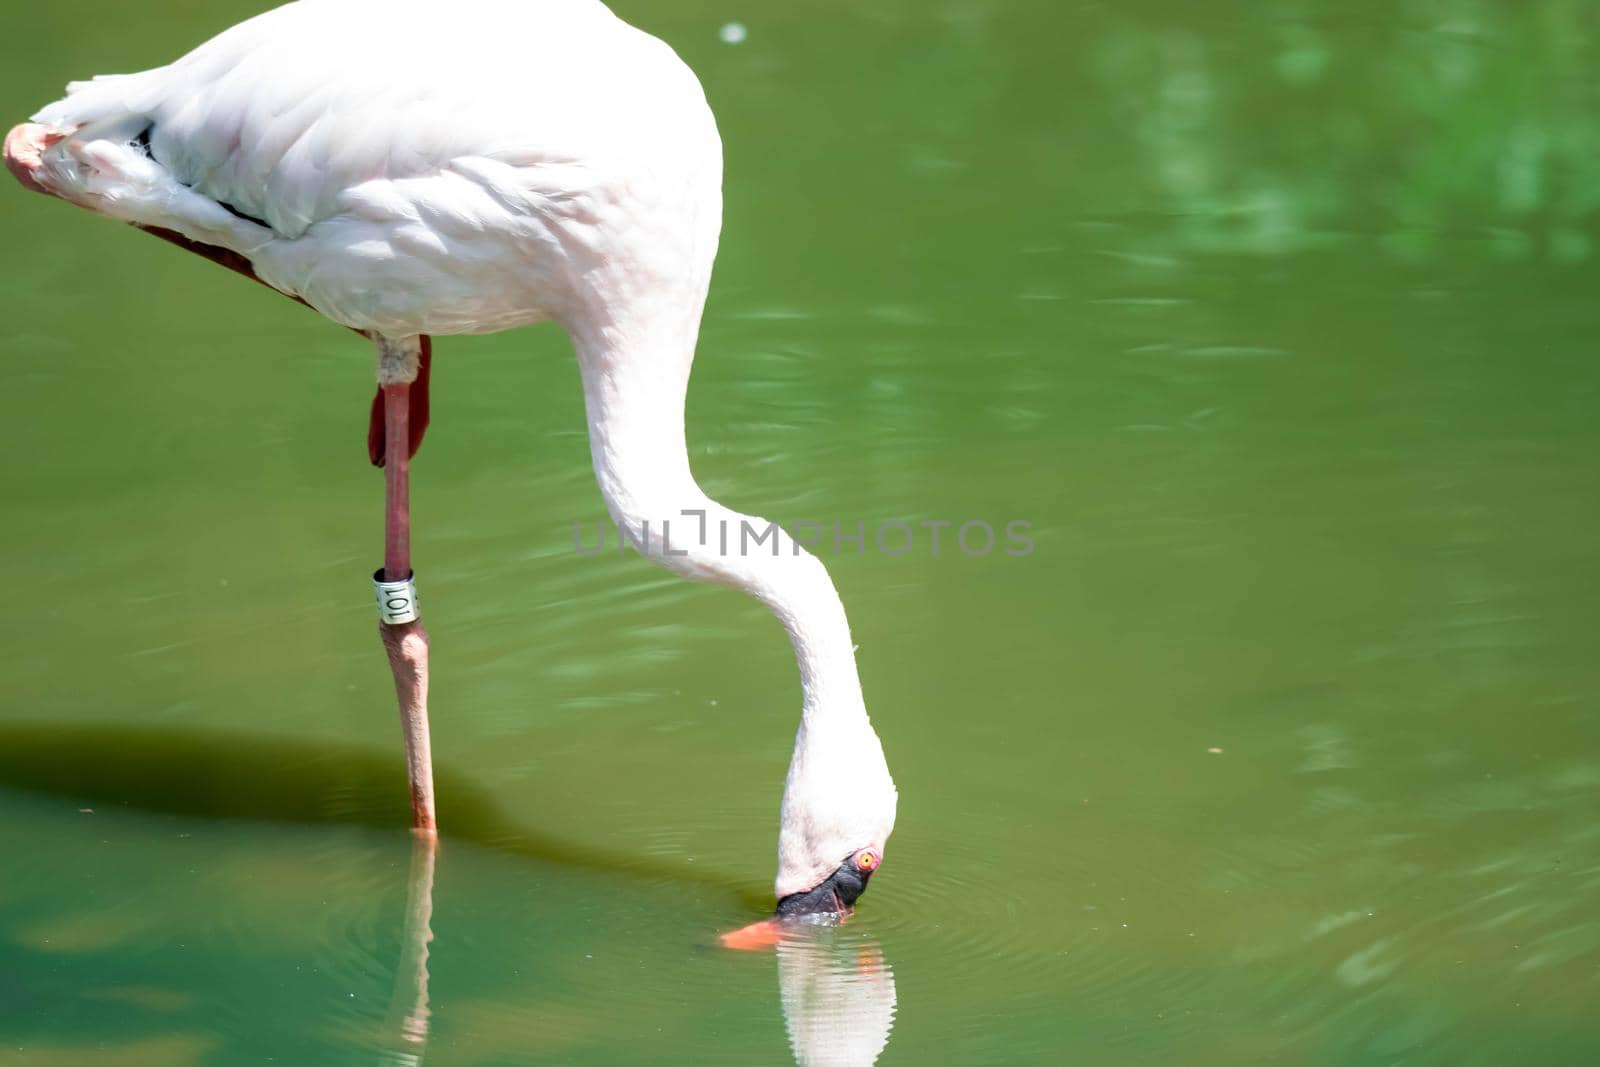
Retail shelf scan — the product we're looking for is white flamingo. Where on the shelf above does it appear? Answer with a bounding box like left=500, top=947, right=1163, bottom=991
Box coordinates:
left=4, top=0, right=896, bottom=917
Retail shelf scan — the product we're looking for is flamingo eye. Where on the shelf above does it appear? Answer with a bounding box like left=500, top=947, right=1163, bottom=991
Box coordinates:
left=854, top=849, right=880, bottom=873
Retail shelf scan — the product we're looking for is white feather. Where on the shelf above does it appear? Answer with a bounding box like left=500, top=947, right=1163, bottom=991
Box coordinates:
left=32, top=0, right=719, bottom=336
left=22, top=0, right=897, bottom=902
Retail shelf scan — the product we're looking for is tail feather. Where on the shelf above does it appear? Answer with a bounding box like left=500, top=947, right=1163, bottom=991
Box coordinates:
left=32, top=70, right=165, bottom=130
left=27, top=125, right=272, bottom=258
left=24, top=67, right=274, bottom=258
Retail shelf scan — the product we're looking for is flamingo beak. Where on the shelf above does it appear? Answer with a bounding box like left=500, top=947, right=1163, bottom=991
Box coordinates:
left=774, top=855, right=876, bottom=919
left=719, top=917, right=788, bottom=951
left=718, top=851, right=883, bottom=951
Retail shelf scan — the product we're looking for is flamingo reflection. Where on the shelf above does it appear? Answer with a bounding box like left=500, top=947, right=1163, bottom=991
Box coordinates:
left=774, top=926, right=898, bottom=1067
left=379, top=835, right=437, bottom=1065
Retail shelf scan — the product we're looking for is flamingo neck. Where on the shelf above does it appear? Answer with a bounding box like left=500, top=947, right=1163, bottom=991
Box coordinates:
left=568, top=301, right=897, bottom=899
left=567, top=315, right=869, bottom=728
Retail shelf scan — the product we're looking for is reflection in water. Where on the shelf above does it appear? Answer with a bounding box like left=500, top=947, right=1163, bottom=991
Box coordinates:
left=5, top=1, right=1600, bottom=1060
left=1087, top=0, right=1600, bottom=261
left=774, top=926, right=898, bottom=1067
left=352, top=826, right=900, bottom=1067
left=380, top=835, right=437, bottom=1065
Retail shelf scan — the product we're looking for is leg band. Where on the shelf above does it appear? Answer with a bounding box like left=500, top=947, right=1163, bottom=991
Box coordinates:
left=375, top=569, right=420, bottom=626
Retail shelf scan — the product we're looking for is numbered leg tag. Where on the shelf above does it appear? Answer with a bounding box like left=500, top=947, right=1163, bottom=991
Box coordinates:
left=374, top=570, right=420, bottom=625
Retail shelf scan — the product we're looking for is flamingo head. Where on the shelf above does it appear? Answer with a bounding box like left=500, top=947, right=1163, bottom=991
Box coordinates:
left=775, top=846, right=887, bottom=919
left=772, top=724, right=898, bottom=917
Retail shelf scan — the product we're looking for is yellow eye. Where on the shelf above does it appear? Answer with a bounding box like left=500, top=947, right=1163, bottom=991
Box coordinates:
left=855, top=849, right=880, bottom=872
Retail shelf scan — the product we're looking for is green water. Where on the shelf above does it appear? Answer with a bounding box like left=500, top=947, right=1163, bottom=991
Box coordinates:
left=4, top=1, right=1600, bottom=1063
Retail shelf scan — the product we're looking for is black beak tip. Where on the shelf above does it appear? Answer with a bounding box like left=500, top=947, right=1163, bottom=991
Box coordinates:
left=774, top=859, right=875, bottom=920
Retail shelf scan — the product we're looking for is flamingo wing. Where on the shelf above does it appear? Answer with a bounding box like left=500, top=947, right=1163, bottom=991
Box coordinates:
left=26, top=0, right=718, bottom=335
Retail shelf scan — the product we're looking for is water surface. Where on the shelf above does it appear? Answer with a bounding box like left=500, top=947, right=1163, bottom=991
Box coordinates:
left=3, top=0, right=1599, bottom=1063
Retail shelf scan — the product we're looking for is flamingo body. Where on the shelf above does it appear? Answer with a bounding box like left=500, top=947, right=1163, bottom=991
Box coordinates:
left=29, top=0, right=720, bottom=338
left=9, top=0, right=897, bottom=910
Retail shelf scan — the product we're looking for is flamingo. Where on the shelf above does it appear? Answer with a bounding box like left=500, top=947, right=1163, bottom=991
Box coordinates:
left=4, top=0, right=896, bottom=919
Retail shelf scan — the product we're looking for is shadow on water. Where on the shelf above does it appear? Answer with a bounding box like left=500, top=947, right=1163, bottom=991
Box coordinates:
left=0, top=721, right=770, bottom=911
left=0, top=724, right=900, bottom=1065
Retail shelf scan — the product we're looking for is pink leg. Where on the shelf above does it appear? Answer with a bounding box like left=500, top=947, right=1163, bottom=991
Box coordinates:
left=8, top=130, right=442, bottom=832
left=379, top=376, right=437, bottom=834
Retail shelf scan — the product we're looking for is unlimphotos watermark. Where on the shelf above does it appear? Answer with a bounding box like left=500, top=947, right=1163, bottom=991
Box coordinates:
left=572, top=513, right=1034, bottom=559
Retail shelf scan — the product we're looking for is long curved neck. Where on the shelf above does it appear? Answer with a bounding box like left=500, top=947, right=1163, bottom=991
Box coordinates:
left=675, top=497, right=869, bottom=724
left=568, top=314, right=868, bottom=725
left=568, top=300, right=897, bottom=900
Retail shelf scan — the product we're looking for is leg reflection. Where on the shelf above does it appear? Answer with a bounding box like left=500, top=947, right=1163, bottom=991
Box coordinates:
left=775, top=926, right=898, bottom=1067
left=381, top=832, right=437, bottom=1064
